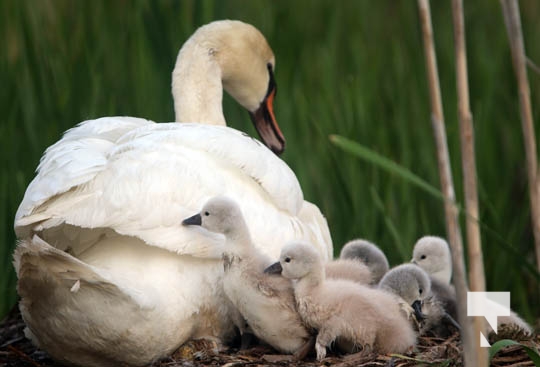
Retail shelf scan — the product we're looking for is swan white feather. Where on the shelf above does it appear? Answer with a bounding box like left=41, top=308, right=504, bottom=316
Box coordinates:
left=16, top=120, right=311, bottom=259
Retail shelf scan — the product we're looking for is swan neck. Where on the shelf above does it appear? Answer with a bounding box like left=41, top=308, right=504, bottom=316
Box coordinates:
left=172, top=40, right=226, bottom=125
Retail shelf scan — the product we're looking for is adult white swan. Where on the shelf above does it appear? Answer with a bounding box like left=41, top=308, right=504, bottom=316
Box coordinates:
left=13, top=20, right=333, bottom=367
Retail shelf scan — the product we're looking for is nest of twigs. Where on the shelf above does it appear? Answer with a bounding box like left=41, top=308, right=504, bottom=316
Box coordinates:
left=1, top=306, right=538, bottom=367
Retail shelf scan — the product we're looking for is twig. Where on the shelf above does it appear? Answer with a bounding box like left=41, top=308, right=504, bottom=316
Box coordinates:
left=500, top=0, right=540, bottom=280
left=7, top=345, right=43, bottom=367
left=451, top=0, right=487, bottom=366
left=416, top=1, right=474, bottom=366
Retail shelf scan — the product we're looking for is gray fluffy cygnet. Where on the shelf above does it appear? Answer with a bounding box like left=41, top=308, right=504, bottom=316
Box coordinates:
left=339, top=239, right=389, bottom=284
left=378, top=263, right=457, bottom=336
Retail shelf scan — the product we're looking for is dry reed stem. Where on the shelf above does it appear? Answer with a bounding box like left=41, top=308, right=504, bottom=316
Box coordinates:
left=451, top=0, right=487, bottom=365
left=500, top=0, right=540, bottom=279
left=416, top=1, right=474, bottom=366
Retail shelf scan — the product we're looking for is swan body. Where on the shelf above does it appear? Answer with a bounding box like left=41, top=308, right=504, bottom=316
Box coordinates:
left=13, top=20, right=332, bottom=367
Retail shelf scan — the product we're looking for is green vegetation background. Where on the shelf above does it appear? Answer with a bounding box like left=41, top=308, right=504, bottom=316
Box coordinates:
left=1, top=1, right=539, bottom=326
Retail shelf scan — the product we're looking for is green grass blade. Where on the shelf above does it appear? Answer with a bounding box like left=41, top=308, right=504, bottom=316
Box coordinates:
left=369, top=186, right=408, bottom=260
left=489, top=339, right=540, bottom=366
left=330, top=134, right=540, bottom=282
left=329, top=134, right=447, bottom=203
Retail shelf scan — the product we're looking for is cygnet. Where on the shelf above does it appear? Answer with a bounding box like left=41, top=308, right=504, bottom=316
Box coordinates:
left=340, top=239, right=389, bottom=284
left=266, top=242, right=416, bottom=360
left=183, top=196, right=312, bottom=356
left=379, top=264, right=458, bottom=336
left=411, top=236, right=458, bottom=320
left=411, top=236, right=531, bottom=334
left=411, top=236, right=452, bottom=284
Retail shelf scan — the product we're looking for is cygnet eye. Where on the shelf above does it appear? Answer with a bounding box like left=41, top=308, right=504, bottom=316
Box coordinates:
left=419, top=288, right=423, bottom=294
left=284, top=257, right=291, bottom=263
left=420, top=255, right=426, bottom=260
left=204, top=211, right=210, bottom=216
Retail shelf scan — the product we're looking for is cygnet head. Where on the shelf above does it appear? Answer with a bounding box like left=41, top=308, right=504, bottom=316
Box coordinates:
left=265, top=242, right=322, bottom=281
left=173, top=20, right=284, bottom=154
left=182, top=196, right=245, bottom=238
left=379, top=264, right=431, bottom=320
left=411, top=236, right=452, bottom=284
left=340, top=239, right=389, bottom=283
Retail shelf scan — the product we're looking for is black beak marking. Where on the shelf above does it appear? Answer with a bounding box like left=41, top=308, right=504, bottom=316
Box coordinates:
left=411, top=299, right=425, bottom=321
left=248, top=64, right=285, bottom=155
left=182, top=213, right=202, bottom=226
left=264, top=261, right=283, bottom=275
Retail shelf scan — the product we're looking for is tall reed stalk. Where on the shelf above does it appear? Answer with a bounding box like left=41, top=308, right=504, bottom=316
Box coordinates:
left=417, top=0, right=474, bottom=365
left=451, top=0, right=487, bottom=365
left=500, top=0, right=540, bottom=277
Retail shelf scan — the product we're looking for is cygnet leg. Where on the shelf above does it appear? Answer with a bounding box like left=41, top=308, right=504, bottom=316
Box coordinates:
left=292, top=335, right=316, bottom=360
left=315, top=327, right=337, bottom=360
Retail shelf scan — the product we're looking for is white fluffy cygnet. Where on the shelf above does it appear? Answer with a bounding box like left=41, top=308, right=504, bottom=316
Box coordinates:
left=411, top=236, right=452, bottom=284
left=267, top=242, right=416, bottom=360
left=183, top=196, right=312, bottom=355
left=340, top=239, right=389, bottom=284
left=411, top=236, right=458, bottom=319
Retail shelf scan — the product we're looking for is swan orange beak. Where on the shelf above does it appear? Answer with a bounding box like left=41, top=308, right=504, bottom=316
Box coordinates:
left=249, top=67, right=285, bottom=155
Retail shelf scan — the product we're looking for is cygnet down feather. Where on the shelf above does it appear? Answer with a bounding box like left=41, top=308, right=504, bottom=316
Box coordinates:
left=183, top=196, right=312, bottom=355
left=411, top=236, right=452, bottom=284
left=379, top=264, right=459, bottom=337
left=324, top=259, right=372, bottom=285
left=266, top=242, right=416, bottom=360
left=411, top=236, right=531, bottom=335
left=340, top=239, right=389, bottom=284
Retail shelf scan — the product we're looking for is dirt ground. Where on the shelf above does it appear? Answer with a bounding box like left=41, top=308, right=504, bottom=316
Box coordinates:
left=1, top=305, right=538, bottom=367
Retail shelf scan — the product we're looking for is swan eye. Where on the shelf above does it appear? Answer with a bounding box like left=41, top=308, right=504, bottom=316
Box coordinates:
left=284, top=257, right=291, bottom=263
left=420, top=255, right=426, bottom=260
left=204, top=211, right=210, bottom=216
left=419, top=288, right=423, bottom=294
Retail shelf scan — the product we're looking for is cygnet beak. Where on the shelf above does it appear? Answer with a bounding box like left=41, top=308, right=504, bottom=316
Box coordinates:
left=264, top=261, right=283, bottom=275
left=411, top=300, right=425, bottom=321
left=182, top=213, right=202, bottom=226
left=410, top=259, right=417, bottom=264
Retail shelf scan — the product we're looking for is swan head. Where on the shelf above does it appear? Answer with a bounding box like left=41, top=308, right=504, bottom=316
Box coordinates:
left=411, top=236, right=452, bottom=284
left=265, top=242, right=322, bottom=280
left=182, top=196, right=245, bottom=238
left=173, top=20, right=285, bottom=154
left=379, top=264, right=431, bottom=321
